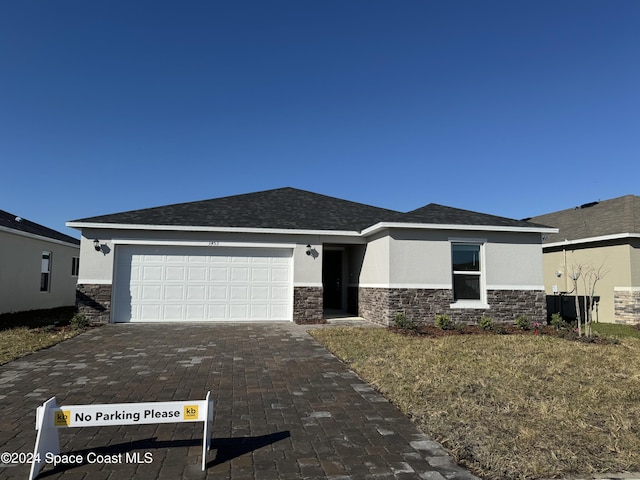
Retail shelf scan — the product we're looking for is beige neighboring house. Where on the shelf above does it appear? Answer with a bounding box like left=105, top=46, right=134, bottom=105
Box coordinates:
left=0, top=209, right=80, bottom=315
left=527, top=195, right=640, bottom=324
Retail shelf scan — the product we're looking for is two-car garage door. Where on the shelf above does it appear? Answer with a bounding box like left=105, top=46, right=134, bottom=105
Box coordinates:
left=113, top=245, right=292, bottom=322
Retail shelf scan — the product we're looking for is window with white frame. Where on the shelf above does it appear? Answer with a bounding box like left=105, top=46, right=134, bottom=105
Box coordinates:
left=451, top=243, right=483, bottom=301
left=41, top=251, right=51, bottom=292
left=72, top=257, right=80, bottom=276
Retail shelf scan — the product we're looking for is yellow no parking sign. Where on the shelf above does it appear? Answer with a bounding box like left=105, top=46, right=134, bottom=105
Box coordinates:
left=29, top=392, right=214, bottom=479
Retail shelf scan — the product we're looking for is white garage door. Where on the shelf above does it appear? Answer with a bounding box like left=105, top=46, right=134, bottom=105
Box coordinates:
left=113, top=245, right=293, bottom=322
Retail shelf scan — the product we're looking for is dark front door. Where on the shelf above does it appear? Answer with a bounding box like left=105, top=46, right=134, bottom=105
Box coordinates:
left=323, top=250, right=343, bottom=310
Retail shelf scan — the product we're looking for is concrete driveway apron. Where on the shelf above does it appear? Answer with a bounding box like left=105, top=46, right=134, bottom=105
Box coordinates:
left=0, top=323, right=481, bottom=480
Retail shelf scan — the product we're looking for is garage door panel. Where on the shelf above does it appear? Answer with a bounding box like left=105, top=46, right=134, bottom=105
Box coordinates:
left=141, top=285, right=162, bottom=300
left=142, top=266, right=163, bottom=281
left=187, top=286, right=206, bottom=300
left=208, top=286, right=228, bottom=300
left=271, top=286, right=289, bottom=300
left=186, top=304, right=206, bottom=320
left=165, top=286, right=185, bottom=300
left=208, top=267, right=226, bottom=282
left=208, top=305, right=227, bottom=319
left=250, top=305, right=268, bottom=319
left=187, top=267, right=206, bottom=281
left=272, top=268, right=289, bottom=282
left=251, top=268, right=269, bottom=282
left=251, top=286, right=269, bottom=300
left=271, top=305, right=288, bottom=318
left=231, top=267, right=249, bottom=282
left=166, top=254, right=186, bottom=263
left=114, top=246, right=292, bottom=322
left=230, top=286, right=248, bottom=300
left=140, top=305, right=161, bottom=320
left=229, top=305, right=248, bottom=319
left=164, top=305, right=184, bottom=319
left=166, top=266, right=185, bottom=281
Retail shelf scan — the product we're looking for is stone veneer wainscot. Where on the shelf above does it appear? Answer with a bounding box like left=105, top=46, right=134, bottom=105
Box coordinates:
left=614, top=289, right=640, bottom=324
left=76, top=284, right=112, bottom=324
left=358, top=287, right=546, bottom=326
left=293, top=287, right=324, bottom=324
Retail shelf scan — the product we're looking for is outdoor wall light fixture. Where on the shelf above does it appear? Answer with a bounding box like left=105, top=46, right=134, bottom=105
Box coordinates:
left=93, top=239, right=101, bottom=251
left=306, top=244, right=312, bottom=256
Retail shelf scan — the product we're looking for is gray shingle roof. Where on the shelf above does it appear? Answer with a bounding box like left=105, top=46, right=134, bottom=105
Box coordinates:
left=71, top=188, right=401, bottom=231
left=401, top=203, right=549, bottom=229
left=70, top=187, right=548, bottom=232
left=0, top=210, right=80, bottom=245
left=527, top=195, right=640, bottom=243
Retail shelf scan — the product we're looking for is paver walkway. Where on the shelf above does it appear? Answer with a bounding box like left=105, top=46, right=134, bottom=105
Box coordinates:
left=0, top=322, right=481, bottom=479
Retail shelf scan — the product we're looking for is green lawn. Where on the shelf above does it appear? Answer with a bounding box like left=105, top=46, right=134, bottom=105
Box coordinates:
left=592, top=322, right=640, bottom=339
left=310, top=326, right=640, bottom=480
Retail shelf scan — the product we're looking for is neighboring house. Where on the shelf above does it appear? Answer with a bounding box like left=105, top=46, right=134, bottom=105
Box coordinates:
left=0, top=210, right=80, bottom=315
left=66, top=188, right=555, bottom=326
left=527, top=195, right=640, bottom=324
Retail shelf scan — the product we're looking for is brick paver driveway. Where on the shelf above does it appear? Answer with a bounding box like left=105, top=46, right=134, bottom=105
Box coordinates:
left=0, top=323, right=480, bottom=479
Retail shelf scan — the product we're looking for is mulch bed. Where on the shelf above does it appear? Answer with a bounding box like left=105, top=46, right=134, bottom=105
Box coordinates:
left=388, top=324, right=615, bottom=344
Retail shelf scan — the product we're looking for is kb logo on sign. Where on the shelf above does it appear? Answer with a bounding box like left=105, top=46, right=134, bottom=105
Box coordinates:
left=184, top=406, right=198, bottom=420
left=54, top=410, right=71, bottom=427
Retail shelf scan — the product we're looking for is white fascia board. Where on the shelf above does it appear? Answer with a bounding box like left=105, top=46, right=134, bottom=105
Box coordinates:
left=614, top=286, right=640, bottom=292
left=361, top=222, right=559, bottom=236
left=544, top=233, right=640, bottom=249
left=111, top=238, right=296, bottom=249
left=0, top=225, right=80, bottom=249
left=66, top=222, right=361, bottom=237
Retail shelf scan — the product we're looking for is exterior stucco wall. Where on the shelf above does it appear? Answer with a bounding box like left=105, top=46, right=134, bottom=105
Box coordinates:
left=77, top=228, right=341, bottom=287
left=542, top=242, right=632, bottom=323
left=387, top=229, right=545, bottom=289
left=0, top=230, right=79, bottom=314
left=358, top=231, right=390, bottom=285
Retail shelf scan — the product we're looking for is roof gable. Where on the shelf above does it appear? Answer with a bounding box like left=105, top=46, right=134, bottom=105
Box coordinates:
left=527, top=195, right=640, bottom=243
left=0, top=210, right=80, bottom=245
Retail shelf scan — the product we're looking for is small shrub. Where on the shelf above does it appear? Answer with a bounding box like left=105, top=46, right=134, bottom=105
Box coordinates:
left=435, top=314, right=455, bottom=330
left=70, top=313, right=89, bottom=330
left=550, top=313, right=570, bottom=330
left=479, top=315, right=494, bottom=331
left=394, top=312, right=417, bottom=331
left=515, top=315, right=531, bottom=330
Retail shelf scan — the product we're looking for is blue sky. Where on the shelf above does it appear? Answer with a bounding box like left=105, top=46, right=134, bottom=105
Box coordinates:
left=1, top=1, right=638, bottom=238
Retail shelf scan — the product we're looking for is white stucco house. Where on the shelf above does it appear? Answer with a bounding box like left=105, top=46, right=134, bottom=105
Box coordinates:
left=0, top=210, right=80, bottom=315
left=66, top=188, right=556, bottom=326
